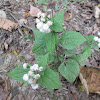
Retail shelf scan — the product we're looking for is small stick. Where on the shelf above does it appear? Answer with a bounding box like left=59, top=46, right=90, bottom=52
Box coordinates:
left=85, top=65, right=100, bottom=69
left=9, top=12, right=34, bottom=31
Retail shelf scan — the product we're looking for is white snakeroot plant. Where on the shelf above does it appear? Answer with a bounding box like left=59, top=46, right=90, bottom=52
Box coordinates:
left=8, top=10, right=99, bottom=92
left=22, top=63, right=43, bottom=90
left=35, top=13, right=52, bottom=33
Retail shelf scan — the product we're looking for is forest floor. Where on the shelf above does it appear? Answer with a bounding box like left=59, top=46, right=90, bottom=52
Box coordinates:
left=0, top=0, right=100, bottom=100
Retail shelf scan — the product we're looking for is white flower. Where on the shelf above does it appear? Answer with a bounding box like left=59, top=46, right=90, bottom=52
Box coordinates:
left=23, top=63, right=28, bottom=69
left=43, top=24, right=49, bottom=31
left=98, top=32, right=100, bottom=36
left=46, top=28, right=51, bottom=33
left=47, top=14, right=51, bottom=18
left=33, top=64, right=39, bottom=71
left=94, top=36, right=98, bottom=41
left=36, top=22, right=43, bottom=29
left=31, top=84, right=38, bottom=90
left=37, top=12, right=42, bottom=18
left=39, top=67, right=43, bottom=71
left=34, top=74, right=40, bottom=79
left=28, top=79, right=33, bottom=84
left=97, top=38, right=100, bottom=43
left=41, top=17, right=45, bottom=22
left=40, top=28, right=44, bottom=33
left=36, top=18, right=40, bottom=23
left=41, top=13, right=45, bottom=18
left=47, top=21, right=53, bottom=26
left=98, top=43, right=100, bottom=48
left=28, top=71, right=34, bottom=76
left=23, top=74, right=29, bottom=81
left=30, top=64, right=39, bottom=71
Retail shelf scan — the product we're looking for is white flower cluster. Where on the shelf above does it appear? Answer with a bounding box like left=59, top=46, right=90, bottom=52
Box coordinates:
left=94, top=32, right=100, bottom=48
left=22, top=63, right=43, bottom=90
left=36, top=12, right=53, bottom=33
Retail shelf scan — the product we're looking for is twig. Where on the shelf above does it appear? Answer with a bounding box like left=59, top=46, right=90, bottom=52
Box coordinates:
left=8, top=12, right=34, bottom=31
left=84, top=65, right=100, bottom=69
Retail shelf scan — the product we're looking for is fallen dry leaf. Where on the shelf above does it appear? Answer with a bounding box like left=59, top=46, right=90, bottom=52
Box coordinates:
left=93, top=24, right=99, bottom=34
left=0, top=18, right=18, bottom=31
left=79, top=73, right=89, bottom=95
left=29, top=5, right=42, bottom=17
left=64, top=12, right=72, bottom=21
left=19, top=19, right=27, bottom=24
left=0, top=10, right=6, bottom=18
left=4, top=42, right=8, bottom=50
left=80, top=66, right=100, bottom=94
left=95, top=6, right=100, bottom=19
left=0, top=77, right=11, bottom=100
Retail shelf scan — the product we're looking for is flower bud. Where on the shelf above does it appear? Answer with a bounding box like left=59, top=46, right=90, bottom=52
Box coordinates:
left=98, top=32, right=100, bottom=36
left=98, top=43, right=100, bottom=48
left=28, top=71, right=34, bottom=76
left=94, top=36, right=98, bottom=41
left=36, top=22, right=43, bottom=29
left=31, top=84, right=38, bottom=90
left=34, top=74, right=40, bottom=79
left=36, top=18, right=40, bottom=23
left=39, top=67, right=43, bottom=71
left=23, top=74, right=29, bottom=81
left=43, top=24, right=49, bottom=31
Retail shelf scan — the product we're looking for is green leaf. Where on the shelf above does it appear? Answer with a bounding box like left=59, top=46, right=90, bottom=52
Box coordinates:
left=35, top=52, right=54, bottom=64
left=63, top=48, right=76, bottom=57
left=37, top=0, right=44, bottom=4
left=60, top=31, right=86, bottom=50
left=32, top=30, right=46, bottom=53
left=85, top=35, right=95, bottom=46
left=38, top=68, right=62, bottom=89
left=59, top=59, right=79, bottom=83
left=91, top=43, right=100, bottom=51
left=45, top=33, right=58, bottom=53
left=81, top=47, right=91, bottom=61
left=72, top=47, right=91, bottom=65
left=38, top=53, right=49, bottom=69
left=72, top=55, right=85, bottom=66
left=8, top=65, right=30, bottom=82
left=51, top=10, right=64, bottom=31
left=85, top=35, right=100, bottom=51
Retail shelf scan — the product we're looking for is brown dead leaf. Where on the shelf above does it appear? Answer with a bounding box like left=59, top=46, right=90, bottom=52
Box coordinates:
left=80, top=66, right=100, bottom=94
left=79, top=73, right=89, bottom=95
left=95, top=6, right=100, bottom=19
left=0, top=18, right=18, bottom=31
left=29, top=5, right=42, bottom=17
left=0, top=77, right=11, bottom=100
left=93, top=24, right=99, bottom=34
left=19, top=19, right=27, bottom=24
left=4, top=42, right=8, bottom=50
left=64, top=12, right=72, bottom=21
left=0, top=10, right=7, bottom=18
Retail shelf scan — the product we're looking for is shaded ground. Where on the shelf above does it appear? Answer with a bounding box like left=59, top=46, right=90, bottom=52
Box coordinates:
left=0, top=0, right=100, bottom=100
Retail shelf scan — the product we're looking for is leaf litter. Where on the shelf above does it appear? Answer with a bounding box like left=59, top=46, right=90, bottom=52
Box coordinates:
left=0, top=0, right=100, bottom=100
